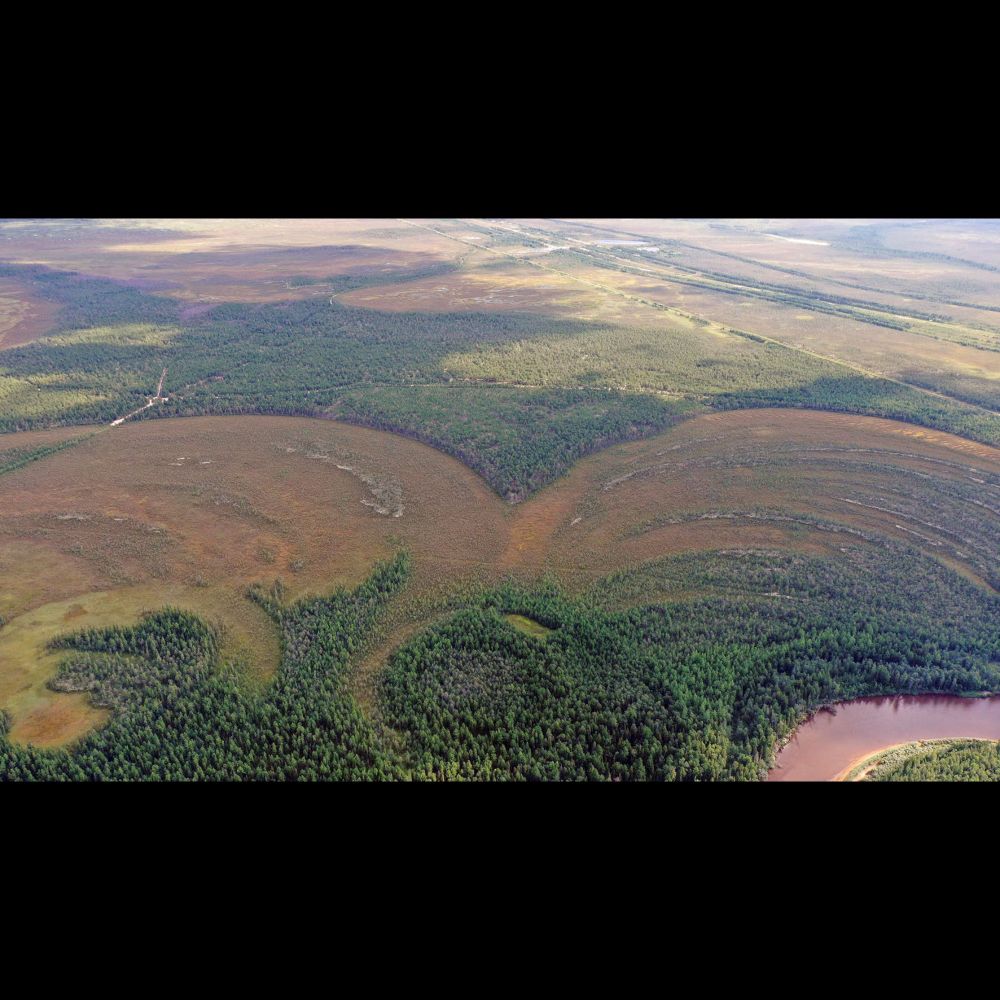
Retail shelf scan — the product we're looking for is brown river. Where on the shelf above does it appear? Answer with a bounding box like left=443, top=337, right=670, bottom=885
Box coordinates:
left=767, top=695, right=1000, bottom=781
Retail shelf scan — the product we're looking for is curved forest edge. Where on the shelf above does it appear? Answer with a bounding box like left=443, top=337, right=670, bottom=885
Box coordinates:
left=3, top=543, right=998, bottom=781
left=2, top=246, right=998, bottom=780
left=1, top=262, right=998, bottom=503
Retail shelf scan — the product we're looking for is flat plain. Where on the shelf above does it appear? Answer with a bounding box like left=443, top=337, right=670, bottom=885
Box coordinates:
left=3, top=406, right=996, bottom=747
left=2, top=218, right=999, bottom=779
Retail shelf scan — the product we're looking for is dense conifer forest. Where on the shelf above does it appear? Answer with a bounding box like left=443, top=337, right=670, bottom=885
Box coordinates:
left=2, top=546, right=996, bottom=781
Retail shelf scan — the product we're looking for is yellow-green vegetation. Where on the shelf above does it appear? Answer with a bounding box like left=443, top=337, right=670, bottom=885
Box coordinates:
left=0, top=374, right=113, bottom=426
left=505, top=613, right=554, bottom=639
left=36, top=323, right=183, bottom=348
left=0, top=585, right=280, bottom=747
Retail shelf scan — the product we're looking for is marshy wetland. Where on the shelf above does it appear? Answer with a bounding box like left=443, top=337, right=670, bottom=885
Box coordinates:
left=2, top=407, right=997, bottom=763
left=2, top=218, right=999, bottom=780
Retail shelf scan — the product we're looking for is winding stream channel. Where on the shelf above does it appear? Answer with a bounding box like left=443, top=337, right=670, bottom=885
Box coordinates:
left=768, top=695, right=1000, bottom=781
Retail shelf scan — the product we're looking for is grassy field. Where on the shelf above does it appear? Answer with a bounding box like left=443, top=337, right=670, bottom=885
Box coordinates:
left=504, top=613, right=555, bottom=639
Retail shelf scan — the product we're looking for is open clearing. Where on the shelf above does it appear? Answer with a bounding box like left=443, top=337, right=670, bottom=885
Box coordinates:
left=2, top=408, right=997, bottom=747
left=0, top=278, right=61, bottom=349
left=0, top=415, right=509, bottom=744
left=337, top=258, right=657, bottom=326
left=505, top=613, right=555, bottom=639
left=0, top=219, right=468, bottom=307
left=501, top=408, right=1000, bottom=591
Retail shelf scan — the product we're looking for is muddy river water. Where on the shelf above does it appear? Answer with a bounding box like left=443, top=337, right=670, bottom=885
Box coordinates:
left=767, top=695, right=1000, bottom=781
